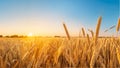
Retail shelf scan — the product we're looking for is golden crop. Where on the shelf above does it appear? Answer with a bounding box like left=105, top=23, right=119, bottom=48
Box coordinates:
left=0, top=37, right=120, bottom=68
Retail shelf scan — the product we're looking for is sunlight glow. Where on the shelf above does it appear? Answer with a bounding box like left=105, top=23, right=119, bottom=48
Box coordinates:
left=28, top=33, right=33, bottom=37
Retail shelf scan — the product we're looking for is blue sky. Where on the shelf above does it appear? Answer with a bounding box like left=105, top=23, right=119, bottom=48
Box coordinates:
left=0, top=0, right=119, bottom=36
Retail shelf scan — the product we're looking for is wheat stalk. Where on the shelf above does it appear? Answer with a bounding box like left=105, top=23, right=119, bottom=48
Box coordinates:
left=104, top=25, right=115, bottom=32
left=81, top=27, right=85, bottom=37
left=116, top=47, right=120, bottom=64
left=0, top=56, right=5, bottom=68
left=87, top=34, right=90, bottom=45
left=90, top=16, right=102, bottom=68
left=94, top=16, right=102, bottom=45
left=63, top=23, right=70, bottom=40
left=88, top=29, right=94, bottom=37
left=116, top=18, right=120, bottom=32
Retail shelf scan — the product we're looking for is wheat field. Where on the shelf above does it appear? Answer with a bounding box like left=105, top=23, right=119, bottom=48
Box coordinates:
left=0, top=17, right=120, bottom=68
left=0, top=37, right=120, bottom=68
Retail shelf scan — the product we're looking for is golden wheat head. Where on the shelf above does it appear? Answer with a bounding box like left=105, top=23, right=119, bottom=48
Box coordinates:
left=63, top=23, right=70, bottom=40
left=94, top=16, right=102, bottom=45
left=81, top=27, right=85, bottom=37
left=116, top=18, right=120, bottom=32
left=88, top=29, right=94, bottom=37
left=87, top=34, right=90, bottom=45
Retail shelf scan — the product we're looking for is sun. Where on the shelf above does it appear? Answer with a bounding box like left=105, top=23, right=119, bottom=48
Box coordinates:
left=28, top=33, right=33, bottom=37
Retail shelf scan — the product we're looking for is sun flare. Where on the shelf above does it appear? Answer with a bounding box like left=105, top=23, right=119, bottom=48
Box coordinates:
left=28, top=33, right=33, bottom=37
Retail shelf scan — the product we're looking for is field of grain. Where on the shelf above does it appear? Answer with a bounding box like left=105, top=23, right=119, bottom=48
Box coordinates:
left=0, top=37, right=120, bottom=68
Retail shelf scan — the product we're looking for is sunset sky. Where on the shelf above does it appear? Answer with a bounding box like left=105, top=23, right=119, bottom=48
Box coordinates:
left=0, top=0, right=119, bottom=36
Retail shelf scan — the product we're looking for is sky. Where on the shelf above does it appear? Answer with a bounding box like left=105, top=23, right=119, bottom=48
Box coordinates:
left=0, top=0, right=119, bottom=36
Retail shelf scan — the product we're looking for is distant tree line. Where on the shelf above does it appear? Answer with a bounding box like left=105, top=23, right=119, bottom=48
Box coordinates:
left=0, top=35, right=27, bottom=38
